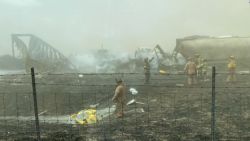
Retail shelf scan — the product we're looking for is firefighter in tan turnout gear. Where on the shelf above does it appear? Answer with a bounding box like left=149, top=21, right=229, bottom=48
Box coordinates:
left=184, top=57, right=197, bottom=85
left=227, top=55, right=236, bottom=83
left=195, top=54, right=203, bottom=79
left=201, top=59, right=208, bottom=81
left=112, top=79, right=127, bottom=118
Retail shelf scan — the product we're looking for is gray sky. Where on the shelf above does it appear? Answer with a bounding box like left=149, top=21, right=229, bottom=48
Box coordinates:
left=0, top=0, right=250, bottom=56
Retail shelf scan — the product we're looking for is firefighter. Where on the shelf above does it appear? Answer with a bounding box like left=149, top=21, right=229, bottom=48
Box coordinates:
left=184, top=57, right=197, bottom=85
left=194, top=54, right=200, bottom=64
left=112, top=79, right=127, bottom=118
left=201, top=59, right=208, bottom=81
left=227, top=55, right=236, bottom=83
left=144, top=57, right=154, bottom=84
left=195, top=54, right=203, bottom=79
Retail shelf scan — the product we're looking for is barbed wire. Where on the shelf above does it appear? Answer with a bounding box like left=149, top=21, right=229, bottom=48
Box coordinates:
left=0, top=70, right=249, bottom=140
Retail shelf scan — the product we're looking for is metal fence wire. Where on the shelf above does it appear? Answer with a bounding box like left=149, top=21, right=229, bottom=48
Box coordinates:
left=0, top=67, right=249, bottom=141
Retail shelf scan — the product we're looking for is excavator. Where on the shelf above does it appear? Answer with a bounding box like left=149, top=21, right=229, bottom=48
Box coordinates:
left=134, top=44, right=177, bottom=74
left=153, top=44, right=176, bottom=73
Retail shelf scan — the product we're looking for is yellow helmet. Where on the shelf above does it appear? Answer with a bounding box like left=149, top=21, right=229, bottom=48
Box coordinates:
left=229, top=55, right=235, bottom=59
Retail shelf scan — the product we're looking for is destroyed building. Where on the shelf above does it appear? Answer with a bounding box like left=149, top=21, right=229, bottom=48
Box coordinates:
left=11, top=34, right=75, bottom=73
left=174, top=35, right=250, bottom=70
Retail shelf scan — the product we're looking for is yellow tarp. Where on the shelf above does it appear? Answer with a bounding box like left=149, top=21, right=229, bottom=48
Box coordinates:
left=70, top=109, right=97, bottom=125
left=159, top=70, right=168, bottom=75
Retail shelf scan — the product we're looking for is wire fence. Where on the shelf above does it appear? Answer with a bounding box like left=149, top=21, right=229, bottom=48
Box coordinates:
left=0, top=68, right=249, bottom=141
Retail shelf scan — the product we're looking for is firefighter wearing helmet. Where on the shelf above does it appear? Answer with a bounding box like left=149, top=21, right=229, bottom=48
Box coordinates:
left=226, top=55, right=236, bottom=83
left=201, top=58, right=208, bottom=81
left=112, top=78, right=127, bottom=118
left=195, top=54, right=203, bottom=80
left=184, top=57, right=197, bottom=85
left=143, top=57, right=154, bottom=84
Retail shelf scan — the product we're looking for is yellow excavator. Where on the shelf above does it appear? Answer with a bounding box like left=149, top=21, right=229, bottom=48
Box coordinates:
left=153, top=44, right=175, bottom=74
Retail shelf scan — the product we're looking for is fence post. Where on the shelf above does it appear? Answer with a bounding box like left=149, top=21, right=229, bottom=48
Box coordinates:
left=211, top=66, right=216, bottom=141
left=31, top=67, right=41, bottom=141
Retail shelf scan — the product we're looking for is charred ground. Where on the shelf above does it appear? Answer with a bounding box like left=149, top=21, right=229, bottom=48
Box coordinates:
left=0, top=68, right=250, bottom=141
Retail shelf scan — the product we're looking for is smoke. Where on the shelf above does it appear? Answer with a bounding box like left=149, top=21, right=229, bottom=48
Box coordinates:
left=69, top=49, right=134, bottom=73
left=69, top=47, right=182, bottom=73
left=0, top=0, right=250, bottom=56
left=0, top=0, right=41, bottom=7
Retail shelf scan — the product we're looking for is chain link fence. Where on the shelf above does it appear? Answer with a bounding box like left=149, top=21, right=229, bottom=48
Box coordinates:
left=0, top=68, right=249, bottom=140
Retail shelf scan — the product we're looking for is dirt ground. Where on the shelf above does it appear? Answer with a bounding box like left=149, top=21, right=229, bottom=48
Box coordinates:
left=0, top=70, right=250, bottom=141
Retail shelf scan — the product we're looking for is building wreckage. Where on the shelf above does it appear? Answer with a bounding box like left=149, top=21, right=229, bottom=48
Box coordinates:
left=9, top=34, right=250, bottom=73
left=173, top=35, right=250, bottom=61
left=173, top=35, right=250, bottom=70
left=11, top=34, right=75, bottom=73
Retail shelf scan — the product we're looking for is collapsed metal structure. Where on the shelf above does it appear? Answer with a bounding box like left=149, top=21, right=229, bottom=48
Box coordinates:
left=134, top=45, right=178, bottom=72
left=172, top=35, right=250, bottom=70
left=174, top=35, right=250, bottom=61
left=11, top=34, right=75, bottom=73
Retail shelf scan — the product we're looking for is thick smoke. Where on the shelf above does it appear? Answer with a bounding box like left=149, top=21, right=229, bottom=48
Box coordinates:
left=69, top=49, right=136, bottom=73
left=69, top=47, right=180, bottom=73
